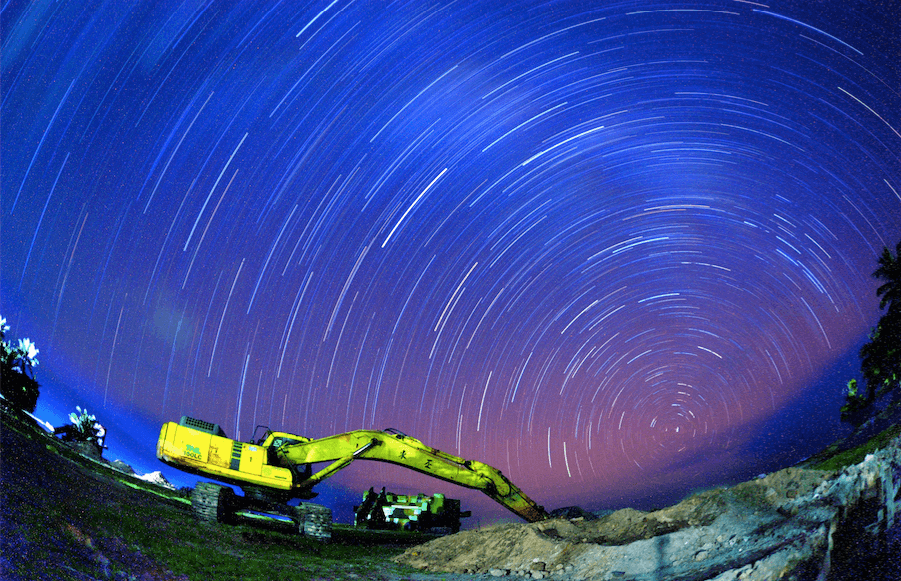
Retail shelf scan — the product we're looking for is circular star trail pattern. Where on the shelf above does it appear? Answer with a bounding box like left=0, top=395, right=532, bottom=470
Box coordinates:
left=2, top=1, right=900, bottom=515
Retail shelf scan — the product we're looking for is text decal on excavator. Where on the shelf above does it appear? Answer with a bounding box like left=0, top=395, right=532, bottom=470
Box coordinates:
left=185, top=444, right=202, bottom=460
left=399, top=450, right=434, bottom=469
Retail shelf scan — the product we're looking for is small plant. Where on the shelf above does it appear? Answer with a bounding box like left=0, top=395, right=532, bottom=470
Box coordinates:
left=55, top=406, right=106, bottom=452
left=841, top=379, right=868, bottom=423
left=0, top=314, right=41, bottom=413
left=69, top=406, right=95, bottom=433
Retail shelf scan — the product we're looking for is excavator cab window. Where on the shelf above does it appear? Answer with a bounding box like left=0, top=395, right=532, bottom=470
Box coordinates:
left=271, top=436, right=304, bottom=448
left=267, top=435, right=310, bottom=472
left=294, top=462, right=313, bottom=481
left=252, top=425, right=272, bottom=445
left=384, top=428, right=408, bottom=438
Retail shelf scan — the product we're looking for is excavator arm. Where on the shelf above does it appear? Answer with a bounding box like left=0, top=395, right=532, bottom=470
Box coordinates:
left=266, top=428, right=548, bottom=522
left=158, top=417, right=548, bottom=522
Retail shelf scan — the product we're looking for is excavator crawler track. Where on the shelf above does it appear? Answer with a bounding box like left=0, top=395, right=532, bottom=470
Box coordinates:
left=191, top=482, right=236, bottom=524
left=295, top=503, right=332, bottom=541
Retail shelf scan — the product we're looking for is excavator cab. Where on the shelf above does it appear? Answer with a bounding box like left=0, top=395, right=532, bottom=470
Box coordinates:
left=250, top=424, right=314, bottom=483
left=251, top=424, right=271, bottom=445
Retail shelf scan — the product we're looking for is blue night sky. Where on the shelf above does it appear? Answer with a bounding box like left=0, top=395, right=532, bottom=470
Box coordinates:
left=2, top=0, right=899, bottom=524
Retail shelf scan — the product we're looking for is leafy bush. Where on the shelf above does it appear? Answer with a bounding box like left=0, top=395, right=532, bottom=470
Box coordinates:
left=0, top=315, right=41, bottom=413
left=56, top=406, right=106, bottom=450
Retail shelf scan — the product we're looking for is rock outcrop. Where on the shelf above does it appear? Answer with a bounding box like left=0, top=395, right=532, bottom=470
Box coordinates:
left=395, top=436, right=901, bottom=580
left=60, top=437, right=177, bottom=492
left=136, top=470, right=176, bottom=490
left=109, top=459, right=135, bottom=474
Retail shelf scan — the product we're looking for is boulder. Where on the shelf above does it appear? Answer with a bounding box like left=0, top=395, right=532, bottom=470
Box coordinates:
left=549, top=506, right=598, bottom=521
left=110, top=459, right=135, bottom=474
left=137, top=470, right=175, bottom=490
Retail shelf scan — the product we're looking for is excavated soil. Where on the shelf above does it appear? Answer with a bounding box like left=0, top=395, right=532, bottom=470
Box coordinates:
left=395, top=466, right=832, bottom=574
left=395, top=455, right=901, bottom=580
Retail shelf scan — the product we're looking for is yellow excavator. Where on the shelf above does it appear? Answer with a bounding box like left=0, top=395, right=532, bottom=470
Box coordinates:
left=157, top=416, right=547, bottom=539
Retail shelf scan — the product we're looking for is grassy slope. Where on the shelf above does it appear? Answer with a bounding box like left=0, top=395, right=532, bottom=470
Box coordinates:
left=808, top=421, right=901, bottom=472
left=0, top=408, right=432, bottom=581
left=798, top=398, right=901, bottom=471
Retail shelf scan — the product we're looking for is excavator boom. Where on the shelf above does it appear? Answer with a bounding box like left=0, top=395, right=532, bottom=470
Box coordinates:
left=157, top=417, right=547, bottom=523
left=270, top=428, right=547, bottom=522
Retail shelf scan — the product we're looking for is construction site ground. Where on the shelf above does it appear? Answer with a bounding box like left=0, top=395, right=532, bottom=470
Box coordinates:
left=2, top=406, right=899, bottom=581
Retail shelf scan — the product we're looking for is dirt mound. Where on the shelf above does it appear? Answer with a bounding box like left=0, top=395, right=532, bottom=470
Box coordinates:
left=730, top=466, right=833, bottom=510
left=400, top=466, right=832, bottom=570
left=395, top=446, right=901, bottom=580
left=399, top=523, right=564, bottom=575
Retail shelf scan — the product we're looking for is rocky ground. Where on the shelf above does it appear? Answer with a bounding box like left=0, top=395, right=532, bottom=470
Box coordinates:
left=396, top=441, right=901, bottom=580
left=2, top=405, right=900, bottom=581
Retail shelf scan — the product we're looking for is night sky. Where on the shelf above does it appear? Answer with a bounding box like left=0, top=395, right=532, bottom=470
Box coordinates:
left=2, top=0, right=900, bottom=524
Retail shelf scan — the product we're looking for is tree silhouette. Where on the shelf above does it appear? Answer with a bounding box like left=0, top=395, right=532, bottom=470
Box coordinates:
left=843, top=240, right=901, bottom=423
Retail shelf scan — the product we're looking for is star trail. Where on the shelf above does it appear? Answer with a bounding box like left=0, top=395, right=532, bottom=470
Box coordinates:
left=2, top=0, right=900, bottom=521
